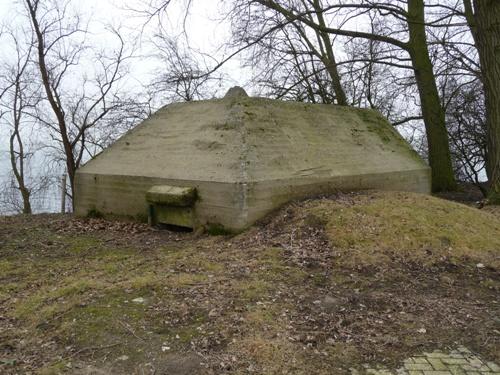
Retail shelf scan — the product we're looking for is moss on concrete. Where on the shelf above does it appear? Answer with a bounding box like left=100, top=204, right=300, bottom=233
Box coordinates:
left=206, top=223, right=233, bottom=235
left=154, top=205, right=194, bottom=228
left=146, top=186, right=197, bottom=206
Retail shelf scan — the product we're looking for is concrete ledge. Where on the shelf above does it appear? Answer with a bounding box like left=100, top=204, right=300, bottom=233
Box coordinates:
left=145, top=185, right=197, bottom=206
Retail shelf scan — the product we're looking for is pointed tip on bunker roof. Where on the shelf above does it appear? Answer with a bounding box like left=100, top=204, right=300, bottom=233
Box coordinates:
left=224, top=86, right=248, bottom=98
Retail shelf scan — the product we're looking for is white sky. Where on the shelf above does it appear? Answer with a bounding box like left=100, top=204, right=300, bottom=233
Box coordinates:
left=0, top=0, right=249, bottom=91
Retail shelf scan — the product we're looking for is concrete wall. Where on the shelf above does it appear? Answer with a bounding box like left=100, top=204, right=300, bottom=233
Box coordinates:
left=75, top=167, right=430, bottom=231
left=74, top=173, right=248, bottom=230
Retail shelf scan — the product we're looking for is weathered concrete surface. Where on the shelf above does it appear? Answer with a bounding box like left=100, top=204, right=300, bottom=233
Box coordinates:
left=145, top=185, right=197, bottom=206
left=75, top=91, right=431, bottom=230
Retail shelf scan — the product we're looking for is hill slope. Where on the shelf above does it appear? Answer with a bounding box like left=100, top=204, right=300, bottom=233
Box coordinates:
left=0, top=191, right=498, bottom=374
left=251, top=191, right=500, bottom=269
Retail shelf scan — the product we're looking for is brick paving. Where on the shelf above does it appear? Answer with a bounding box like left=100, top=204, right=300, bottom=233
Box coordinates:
left=351, top=347, right=500, bottom=375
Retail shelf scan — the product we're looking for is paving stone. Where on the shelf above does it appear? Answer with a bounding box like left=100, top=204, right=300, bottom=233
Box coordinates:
left=468, top=359, right=486, bottom=368
left=442, top=358, right=469, bottom=365
left=487, top=362, right=500, bottom=372
left=427, top=352, right=448, bottom=359
left=406, top=364, right=434, bottom=371
left=352, top=347, right=500, bottom=375
left=461, top=364, right=491, bottom=372
left=448, top=365, right=467, bottom=375
left=428, top=358, right=448, bottom=371
left=413, top=358, right=430, bottom=364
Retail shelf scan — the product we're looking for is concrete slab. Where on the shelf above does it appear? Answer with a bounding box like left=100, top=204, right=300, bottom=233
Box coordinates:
left=145, top=186, right=197, bottom=206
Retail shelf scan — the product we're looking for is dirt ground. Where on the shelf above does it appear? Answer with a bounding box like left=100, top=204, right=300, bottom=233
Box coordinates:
left=0, top=191, right=499, bottom=374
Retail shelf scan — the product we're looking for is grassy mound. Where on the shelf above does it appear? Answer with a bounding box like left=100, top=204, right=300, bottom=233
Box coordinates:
left=257, top=191, right=500, bottom=270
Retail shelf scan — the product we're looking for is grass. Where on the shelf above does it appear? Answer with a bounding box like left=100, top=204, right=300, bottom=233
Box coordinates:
left=309, top=191, right=500, bottom=268
left=0, top=192, right=499, bottom=374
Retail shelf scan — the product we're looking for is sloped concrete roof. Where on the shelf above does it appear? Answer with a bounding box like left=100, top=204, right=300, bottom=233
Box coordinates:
left=78, top=93, right=427, bottom=183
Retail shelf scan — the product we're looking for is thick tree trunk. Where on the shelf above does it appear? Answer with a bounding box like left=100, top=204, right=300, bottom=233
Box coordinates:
left=407, top=0, right=456, bottom=192
left=312, top=0, right=347, bottom=106
left=322, top=54, right=347, bottom=106
left=470, top=0, right=500, bottom=203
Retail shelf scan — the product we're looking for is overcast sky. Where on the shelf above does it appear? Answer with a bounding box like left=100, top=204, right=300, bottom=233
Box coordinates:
left=0, top=0, right=249, bottom=90
left=0, top=0, right=250, bottom=188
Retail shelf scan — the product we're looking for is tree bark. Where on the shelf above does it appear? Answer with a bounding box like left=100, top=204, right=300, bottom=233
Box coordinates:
left=9, top=132, right=32, bottom=214
left=9, top=64, right=32, bottom=215
left=407, top=0, right=456, bottom=192
left=312, top=0, right=348, bottom=106
left=25, top=0, right=77, bottom=208
left=466, top=0, right=500, bottom=203
left=61, top=174, right=67, bottom=214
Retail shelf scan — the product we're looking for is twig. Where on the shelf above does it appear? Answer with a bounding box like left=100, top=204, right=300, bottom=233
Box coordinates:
left=118, top=319, right=146, bottom=341
left=184, top=278, right=230, bottom=286
left=70, top=342, right=122, bottom=357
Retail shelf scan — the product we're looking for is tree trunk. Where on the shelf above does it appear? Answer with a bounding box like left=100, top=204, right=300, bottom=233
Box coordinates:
left=407, top=0, right=456, bottom=192
left=312, top=0, right=347, bottom=106
left=321, top=54, right=347, bottom=106
left=470, top=0, right=500, bottom=203
left=9, top=131, right=32, bottom=215
left=9, top=75, right=32, bottom=215
left=20, top=187, right=32, bottom=214
left=25, top=0, right=77, bottom=209
left=61, top=174, right=67, bottom=214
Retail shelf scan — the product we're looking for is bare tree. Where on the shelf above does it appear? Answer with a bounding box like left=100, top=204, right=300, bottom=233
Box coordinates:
left=228, top=0, right=347, bottom=105
left=0, top=29, right=41, bottom=214
left=444, top=79, right=487, bottom=193
left=127, top=0, right=177, bottom=27
left=341, top=14, right=420, bottom=125
left=24, top=0, right=133, bottom=208
left=149, top=34, right=222, bottom=102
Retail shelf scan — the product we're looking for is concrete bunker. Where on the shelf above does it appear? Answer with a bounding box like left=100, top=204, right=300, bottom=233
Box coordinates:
left=74, top=87, right=431, bottom=232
